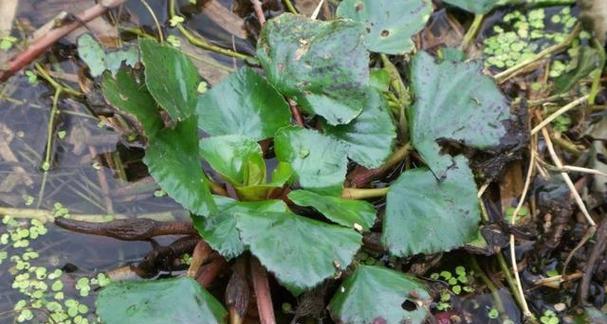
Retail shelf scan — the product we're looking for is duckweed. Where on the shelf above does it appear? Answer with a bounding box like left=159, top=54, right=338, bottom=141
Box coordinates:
left=483, top=6, right=580, bottom=79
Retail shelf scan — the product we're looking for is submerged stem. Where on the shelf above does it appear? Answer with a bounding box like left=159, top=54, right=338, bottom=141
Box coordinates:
left=461, top=14, right=484, bottom=50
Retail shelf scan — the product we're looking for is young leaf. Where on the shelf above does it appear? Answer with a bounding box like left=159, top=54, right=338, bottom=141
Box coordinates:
left=236, top=210, right=361, bottom=295
left=77, top=34, right=106, bottom=77
left=196, top=67, right=291, bottom=141
left=101, top=69, right=163, bottom=138
left=235, top=162, right=293, bottom=201
left=382, top=155, right=480, bottom=257
left=442, top=0, right=500, bottom=14
left=328, top=265, right=432, bottom=323
left=96, top=277, right=227, bottom=323
left=257, top=13, right=369, bottom=125
left=143, top=117, right=216, bottom=216
left=193, top=196, right=289, bottom=259
left=336, top=0, right=432, bottom=55
left=324, top=88, right=396, bottom=169
left=274, top=126, right=348, bottom=194
left=139, top=38, right=200, bottom=121
left=410, top=51, right=510, bottom=178
left=200, top=135, right=266, bottom=187
left=288, top=190, right=376, bottom=230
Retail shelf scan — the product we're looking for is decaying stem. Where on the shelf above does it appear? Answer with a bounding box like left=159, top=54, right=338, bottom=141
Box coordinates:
left=251, top=257, right=276, bottom=324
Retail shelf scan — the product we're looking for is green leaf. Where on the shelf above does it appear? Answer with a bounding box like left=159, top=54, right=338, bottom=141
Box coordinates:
left=101, top=69, right=163, bottom=138
left=288, top=190, right=376, bottom=230
left=236, top=210, right=361, bottom=295
left=274, top=126, right=348, bottom=194
left=554, top=46, right=603, bottom=94
left=143, top=118, right=216, bottom=216
left=96, top=277, right=227, bottom=324
left=140, top=38, right=200, bottom=121
left=410, top=51, right=510, bottom=177
left=200, top=135, right=266, bottom=187
left=336, top=0, right=432, bottom=55
left=443, top=0, right=500, bottom=14
left=324, top=88, right=396, bottom=168
left=328, top=265, right=431, bottom=324
left=78, top=34, right=106, bottom=77
left=105, top=47, right=139, bottom=76
left=382, top=155, right=480, bottom=256
left=257, top=13, right=369, bottom=125
left=196, top=67, right=291, bottom=141
left=193, top=196, right=288, bottom=259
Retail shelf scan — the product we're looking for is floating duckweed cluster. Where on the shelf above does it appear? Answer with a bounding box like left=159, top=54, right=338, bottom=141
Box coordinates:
left=483, top=6, right=580, bottom=78
left=1, top=206, right=111, bottom=323
left=540, top=309, right=560, bottom=324
left=430, top=265, right=475, bottom=311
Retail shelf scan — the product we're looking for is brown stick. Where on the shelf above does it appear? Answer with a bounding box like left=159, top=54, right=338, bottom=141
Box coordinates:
left=0, top=0, right=128, bottom=83
left=347, top=144, right=411, bottom=188
left=578, top=216, right=607, bottom=304
left=197, top=255, right=228, bottom=287
left=289, top=101, right=305, bottom=126
left=55, top=217, right=196, bottom=241
left=187, top=240, right=213, bottom=278
left=250, top=0, right=266, bottom=26
left=251, top=257, right=276, bottom=324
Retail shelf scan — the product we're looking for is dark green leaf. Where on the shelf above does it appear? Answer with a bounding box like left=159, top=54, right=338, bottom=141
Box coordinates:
left=193, top=196, right=288, bottom=259
left=196, top=67, right=291, bottom=141
left=96, top=277, right=227, bottom=324
left=143, top=118, right=216, bottom=216
left=328, top=265, right=431, bottom=324
left=554, top=46, right=602, bottom=94
left=288, top=190, right=376, bottom=230
left=236, top=211, right=361, bottom=295
left=336, top=0, right=432, bottom=54
left=200, top=135, right=266, bottom=187
left=324, top=88, right=396, bottom=168
left=443, top=0, right=500, bottom=14
left=382, top=155, right=480, bottom=256
left=102, top=70, right=163, bottom=138
left=257, top=13, right=369, bottom=125
left=140, top=39, right=200, bottom=121
left=410, top=51, right=510, bottom=177
left=274, top=126, right=348, bottom=194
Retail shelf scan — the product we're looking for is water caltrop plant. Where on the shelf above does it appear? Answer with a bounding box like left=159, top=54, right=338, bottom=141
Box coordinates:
left=93, top=1, right=511, bottom=322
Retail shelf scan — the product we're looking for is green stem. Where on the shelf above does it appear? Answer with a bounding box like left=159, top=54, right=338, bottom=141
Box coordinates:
left=469, top=256, right=505, bottom=314
left=169, top=0, right=255, bottom=62
left=282, top=0, right=298, bottom=14
left=0, top=207, right=181, bottom=223
left=589, top=38, right=606, bottom=105
left=496, top=252, right=537, bottom=322
left=494, top=24, right=581, bottom=83
left=461, top=14, right=484, bottom=50
left=342, top=187, right=389, bottom=200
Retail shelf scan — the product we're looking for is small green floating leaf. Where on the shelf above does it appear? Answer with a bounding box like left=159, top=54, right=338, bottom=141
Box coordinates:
left=196, top=67, right=291, bottom=141
left=274, top=126, right=348, bottom=194
left=143, top=117, right=216, bottom=216
left=324, top=88, right=396, bottom=169
left=77, top=34, right=106, bottom=77
left=140, top=38, right=200, bottom=121
left=200, top=135, right=266, bottom=187
left=257, top=13, right=369, bottom=125
left=288, top=190, right=376, bottom=230
left=382, top=155, right=480, bottom=257
left=337, top=0, right=432, bottom=55
left=328, top=265, right=431, bottom=324
left=105, top=47, right=139, bottom=76
left=443, top=0, right=500, bottom=14
left=101, top=69, right=163, bottom=138
left=96, top=277, right=227, bottom=324
left=236, top=210, right=361, bottom=295
left=410, top=51, right=510, bottom=177
left=193, top=196, right=288, bottom=259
